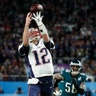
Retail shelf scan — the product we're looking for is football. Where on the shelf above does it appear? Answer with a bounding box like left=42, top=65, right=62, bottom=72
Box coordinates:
left=30, top=4, right=43, bottom=13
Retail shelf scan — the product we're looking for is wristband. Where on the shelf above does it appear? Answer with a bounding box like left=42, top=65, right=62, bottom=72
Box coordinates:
left=39, top=23, right=48, bottom=35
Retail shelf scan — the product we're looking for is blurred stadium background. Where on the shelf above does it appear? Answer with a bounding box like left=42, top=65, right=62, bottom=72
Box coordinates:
left=0, top=0, right=96, bottom=96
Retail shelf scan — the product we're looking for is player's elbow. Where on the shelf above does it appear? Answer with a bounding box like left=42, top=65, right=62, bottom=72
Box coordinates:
left=53, top=73, right=63, bottom=80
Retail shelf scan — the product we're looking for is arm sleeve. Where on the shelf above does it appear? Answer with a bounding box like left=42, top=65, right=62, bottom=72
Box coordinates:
left=44, top=40, right=55, bottom=50
left=18, top=43, right=29, bottom=56
left=54, top=79, right=61, bottom=88
left=39, top=23, right=48, bottom=35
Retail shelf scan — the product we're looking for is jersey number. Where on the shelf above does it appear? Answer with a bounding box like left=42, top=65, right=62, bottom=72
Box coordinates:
left=65, top=82, right=77, bottom=93
left=33, top=48, right=50, bottom=65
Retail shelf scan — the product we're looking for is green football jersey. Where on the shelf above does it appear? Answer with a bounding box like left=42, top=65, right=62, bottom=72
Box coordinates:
left=58, top=69, right=87, bottom=96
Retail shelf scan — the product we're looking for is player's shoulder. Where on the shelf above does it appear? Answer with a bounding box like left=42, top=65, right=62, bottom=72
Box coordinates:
left=59, top=80, right=64, bottom=84
left=50, top=37, right=55, bottom=43
left=79, top=72, right=86, bottom=76
left=39, top=38, right=44, bottom=44
left=61, top=69, right=70, bottom=74
left=79, top=72, right=88, bottom=81
left=65, top=69, right=70, bottom=73
left=18, top=43, right=23, bottom=49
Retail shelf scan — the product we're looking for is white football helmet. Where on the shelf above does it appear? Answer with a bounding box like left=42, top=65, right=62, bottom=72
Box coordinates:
left=70, top=60, right=82, bottom=76
left=28, top=28, right=41, bottom=44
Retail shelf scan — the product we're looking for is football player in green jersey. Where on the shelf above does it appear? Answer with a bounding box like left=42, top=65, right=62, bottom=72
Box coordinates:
left=53, top=60, right=88, bottom=96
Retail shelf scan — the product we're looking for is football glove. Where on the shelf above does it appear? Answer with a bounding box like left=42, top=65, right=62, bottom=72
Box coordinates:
left=53, top=90, right=62, bottom=96
left=72, top=77, right=77, bottom=85
left=32, top=12, right=43, bottom=26
left=32, top=12, right=48, bottom=35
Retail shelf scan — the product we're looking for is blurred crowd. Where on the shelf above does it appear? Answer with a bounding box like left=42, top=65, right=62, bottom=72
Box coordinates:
left=0, top=0, right=96, bottom=81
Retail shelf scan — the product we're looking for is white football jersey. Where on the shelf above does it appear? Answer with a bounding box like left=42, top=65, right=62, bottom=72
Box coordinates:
left=18, top=39, right=54, bottom=78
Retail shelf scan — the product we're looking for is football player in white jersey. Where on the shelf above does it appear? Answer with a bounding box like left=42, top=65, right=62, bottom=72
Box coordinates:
left=18, top=11, right=55, bottom=96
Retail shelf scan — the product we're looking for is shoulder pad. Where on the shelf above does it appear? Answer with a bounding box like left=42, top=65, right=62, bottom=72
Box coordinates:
left=65, top=69, right=70, bottom=72
left=80, top=73, right=86, bottom=76
left=80, top=73, right=87, bottom=81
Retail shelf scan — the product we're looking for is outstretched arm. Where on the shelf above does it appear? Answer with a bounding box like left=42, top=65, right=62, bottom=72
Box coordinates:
left=23, top=12, right=32, bottom=46
left=18, top=12, right=32, bottom=56
left=32, top=12, right=50, bottom=42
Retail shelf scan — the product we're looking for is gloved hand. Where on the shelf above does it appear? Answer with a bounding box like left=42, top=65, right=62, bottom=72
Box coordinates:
left=53, top=90, right=62, bottom=96
left=72, top=77, right=77, bottom=85
left=72, top=77, right=85, bottom=95
left=32, top=12, right=43, bottom=26
left=72, top=77, right=78, bottom=88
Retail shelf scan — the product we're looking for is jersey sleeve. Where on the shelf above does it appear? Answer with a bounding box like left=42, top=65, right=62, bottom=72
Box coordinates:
left=80, top=73, right=88, bottom=82
left=60, top=69, right=66, bottom=77
left=18, top=43, right=29, bottom=56
left=83, top=74, right=88, bottom=82
left=44, top=39, right=55, bottom=50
